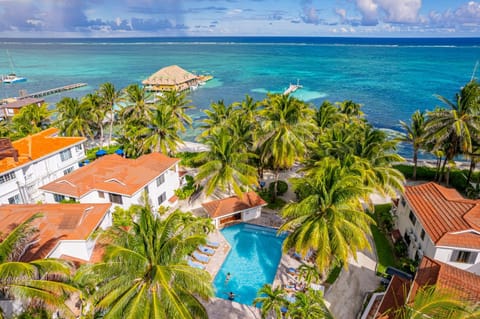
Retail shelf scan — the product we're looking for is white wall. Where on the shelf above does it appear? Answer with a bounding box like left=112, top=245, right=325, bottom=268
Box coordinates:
left=48, top=240, right=91, bottom=261
left=0, top=143, right=85, bottom=204
left=242, top=207, right=262, bottom=221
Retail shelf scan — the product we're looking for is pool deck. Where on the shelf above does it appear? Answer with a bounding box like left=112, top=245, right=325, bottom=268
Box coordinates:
left=202, top=210, right=301, bottom=319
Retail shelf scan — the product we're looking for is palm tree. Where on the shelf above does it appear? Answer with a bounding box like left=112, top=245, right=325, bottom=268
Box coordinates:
left=399, top=110, right=426, bottom=180
left=11, top=102, right=51, bottom=138
left=425, top=80, right=480, bottom=185
left=119, top=84, right=153, bottom=125
left=82, top=92, right=106, bottom=146
left=54, top=97, right=93, bottom=138
left=199, top=100, right=234, bottom=138
left=287, top=289, right=333, bottom=319
left=116, top=123, right=148, bottom=158
left=258, top=93, right=316, bottom=197
left=99, top=82, right=121, bottom=147
left=297, top=264, right=322, bottom=285
left=337, top=100, right=363, bottom=117
left=253, top=284, right=288, bottom=319
left=279, top=157, right=374, bottom=272
left=143, top=104, right=183, bottom=154
left=195, top=128, right=258, bottom=197
left=76, top=207, right=213, bottom=319
left=393, top=285, right=480, bottom=319
left=0, top=213, right=78, bottom=318
left=157, top=89, right=194, bottom=131
left=314, top=101, right=344, bottom=132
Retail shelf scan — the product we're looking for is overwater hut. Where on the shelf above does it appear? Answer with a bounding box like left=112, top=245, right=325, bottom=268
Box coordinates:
left=142, top=65, right=200, bottom=92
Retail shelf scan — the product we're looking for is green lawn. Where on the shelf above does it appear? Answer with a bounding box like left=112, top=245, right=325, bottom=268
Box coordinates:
left=371, top=204, right=398, bottom=275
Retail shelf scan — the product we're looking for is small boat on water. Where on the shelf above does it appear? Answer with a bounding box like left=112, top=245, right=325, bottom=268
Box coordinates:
left=2, top=50, right=27, bottom=84
left=2, top=73, right=27, bottom=84
left=283, top=79, right=302, bottom=95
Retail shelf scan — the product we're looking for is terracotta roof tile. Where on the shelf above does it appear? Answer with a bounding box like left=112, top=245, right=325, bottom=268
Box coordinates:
left=376, top=276, right=411, bottom=318
left=0, top=128, right=85, bottom=174
left=411, top=256, right=480, bottom=303
left=40, top=153, right=179, bottom=197
left=404, top=182, right=480, bottom=248
left=0, top=203, right=111, bottom=262
left=201, top=192, right=267, bottom=218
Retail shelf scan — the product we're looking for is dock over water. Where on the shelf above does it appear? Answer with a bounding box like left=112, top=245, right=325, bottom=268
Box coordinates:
left=21, top=83, right=87, bottom=98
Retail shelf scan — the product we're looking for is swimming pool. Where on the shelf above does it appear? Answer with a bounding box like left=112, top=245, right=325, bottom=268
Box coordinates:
left=213, top=223, right=286, bottom=305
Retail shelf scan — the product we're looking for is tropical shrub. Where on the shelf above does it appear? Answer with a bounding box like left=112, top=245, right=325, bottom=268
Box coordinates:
left=268, top=180, right=288, bottom=196
left=175, top=175, right=196, bottom=200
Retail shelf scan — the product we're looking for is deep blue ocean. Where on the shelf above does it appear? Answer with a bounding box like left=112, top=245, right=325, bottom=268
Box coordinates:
left=1, top=37, right=479, bottom=156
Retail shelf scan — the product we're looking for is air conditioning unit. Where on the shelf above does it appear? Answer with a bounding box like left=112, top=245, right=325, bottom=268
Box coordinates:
left=409, top=233, right=416, bottom=242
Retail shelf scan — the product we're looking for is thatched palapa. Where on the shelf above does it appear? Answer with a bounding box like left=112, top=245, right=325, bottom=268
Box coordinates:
left=142, top=65, right=199, bottom=92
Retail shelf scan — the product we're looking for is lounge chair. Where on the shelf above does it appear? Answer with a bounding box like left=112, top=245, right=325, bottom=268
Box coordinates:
left=187, top=257, right=205, bottom=270
left=198, top=245, right=215, bottom=256
left=206, top=240, right=220, bottom=248
left=287, top=267, right=298, bottom=275
left=193, top=251, right=210, bottom=263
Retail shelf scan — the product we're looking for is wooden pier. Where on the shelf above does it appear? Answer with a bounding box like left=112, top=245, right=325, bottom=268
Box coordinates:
left=21, top=83, right=87, bottom=99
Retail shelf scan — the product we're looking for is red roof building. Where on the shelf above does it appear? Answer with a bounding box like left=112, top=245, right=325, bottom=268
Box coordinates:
left=395, top=182, right=480, bottom=274
left=0, top=203, right=112, bottom=262
left=202, top=192, right=267, bottom=228
left=40, top=153, right=181, bottom=211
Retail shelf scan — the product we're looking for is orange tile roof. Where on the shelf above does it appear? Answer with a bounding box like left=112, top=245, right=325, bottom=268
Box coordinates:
left=202, top=192, right=267, bottom=218
left=376, top=276, right=411, bottom=319
left=40, top=153, right=180, bottom=197
left=0, top=203, right=111, bottom=262
left=404, top=182, right=480, bottom=248
left=411, top=256, right=480, bottom=303
left=376, top=257, right=480, bottom=317
left=0, top=128, right=86, bottom=174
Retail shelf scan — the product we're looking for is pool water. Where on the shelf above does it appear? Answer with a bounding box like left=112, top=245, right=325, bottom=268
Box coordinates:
left=213, top=223, right=286, bottom=305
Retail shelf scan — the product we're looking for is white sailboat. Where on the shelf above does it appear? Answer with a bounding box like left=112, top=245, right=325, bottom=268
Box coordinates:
left=2, top=50, right=26, bottom=84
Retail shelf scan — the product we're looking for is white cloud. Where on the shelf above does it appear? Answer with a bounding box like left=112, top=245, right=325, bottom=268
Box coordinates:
left=376, top=0, right=421, bottom=23
left=335, top=8, right=346, bottom=20
left=356, top=0, right=378, bottom=25
left=428, top=1, right=480, bottom=28
left=355, top=0, right=420, bottom=25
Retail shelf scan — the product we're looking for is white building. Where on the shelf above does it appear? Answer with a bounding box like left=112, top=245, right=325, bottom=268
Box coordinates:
left=0, top=203, right=112, bottom=262
left=40, top=153, right=181, bottom=211
left=0, top=128, right=86, bottom=205
left=201, top=192, right=267, bottom=228
left=396, top=182, right=480, bottom=274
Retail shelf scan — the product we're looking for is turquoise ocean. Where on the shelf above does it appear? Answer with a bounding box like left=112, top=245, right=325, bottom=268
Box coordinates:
left=1, top=37, right=479, bottom=156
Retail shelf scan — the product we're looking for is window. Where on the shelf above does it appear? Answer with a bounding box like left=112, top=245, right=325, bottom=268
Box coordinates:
left=408, top=211, right=417, bottom=225
left=451, top=250, right=478, bottom=264
left=156, top=174, right=165, bottom=187
left=109, top=193, right=123, bottom=205
left=98, top=191, right=105, bottom=198
left=63, top=167, right=74, bottom=175
left=158, top=192, right=166, bottom=205
left=400, top=197, right=406, bottom=207
left=144, top=186, right=149, bottom=194
left=0, top=172, right=16, bottom=184
left=8, top=194, right=20, bottom=204
left=75, top=144, right=83, bottom=151
left=420, top=229, right=426, bottom=241
left=60, top=149, right=72, bottom=161
left=53, top=194, right=65, bottom=203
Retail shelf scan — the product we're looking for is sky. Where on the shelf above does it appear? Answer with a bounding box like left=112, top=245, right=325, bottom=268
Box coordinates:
left=0, top=0, right=479, bottom=37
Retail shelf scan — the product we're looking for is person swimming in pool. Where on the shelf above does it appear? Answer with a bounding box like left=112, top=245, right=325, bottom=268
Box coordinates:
left=228, top=292, right=235, bottom=301
left=225, top=272, right=231, bottom=284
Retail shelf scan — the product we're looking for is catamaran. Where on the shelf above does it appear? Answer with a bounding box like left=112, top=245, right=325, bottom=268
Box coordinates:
left=2, top=50, right=26, bottom=83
